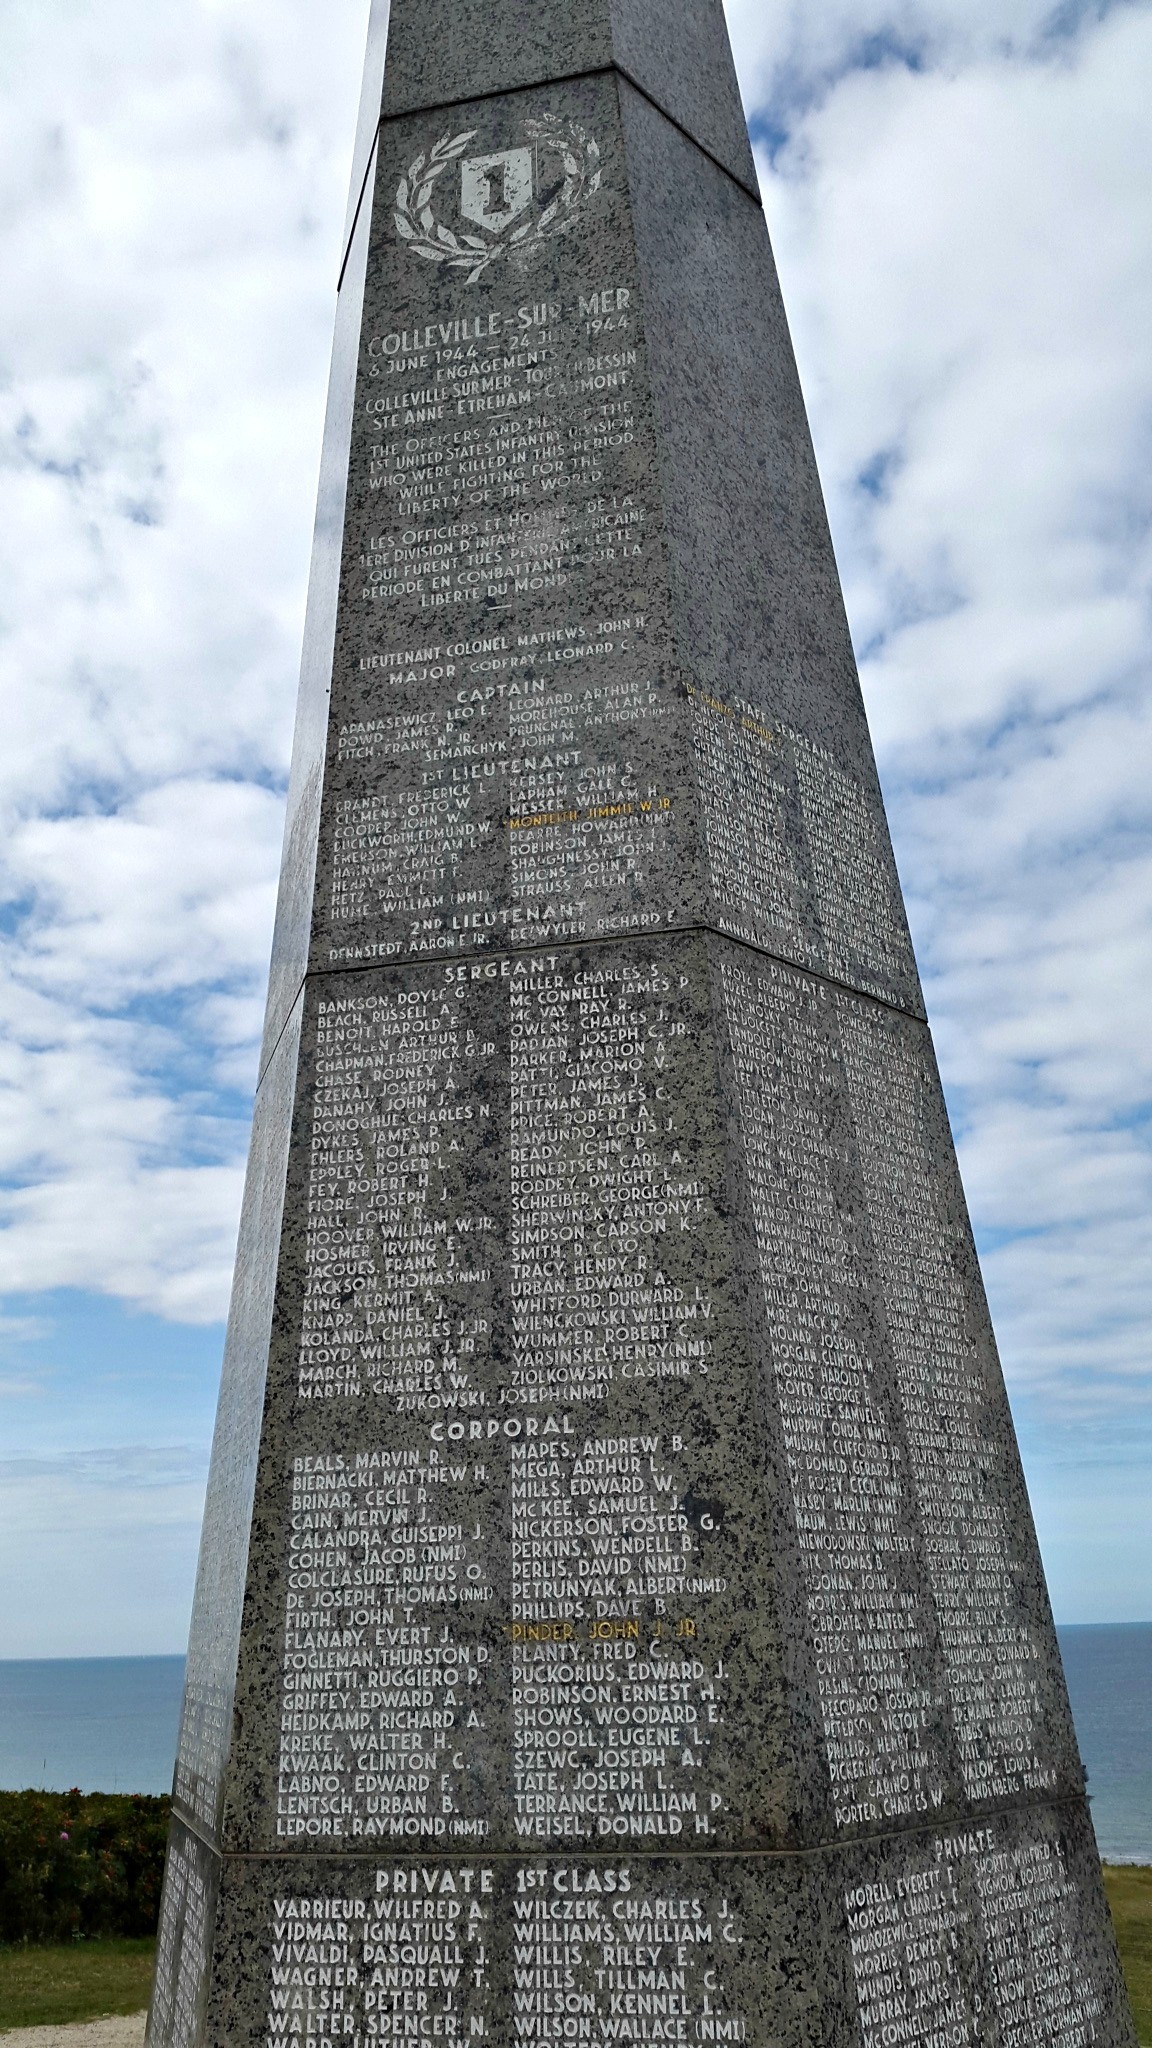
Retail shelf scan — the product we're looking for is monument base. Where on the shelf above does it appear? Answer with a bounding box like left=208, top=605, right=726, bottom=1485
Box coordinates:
left=154, top=1800, right=1127, bottom=2048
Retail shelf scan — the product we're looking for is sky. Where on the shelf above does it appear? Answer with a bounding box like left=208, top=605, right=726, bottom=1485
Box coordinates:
left=0, top=0, right=1149, bottom=1656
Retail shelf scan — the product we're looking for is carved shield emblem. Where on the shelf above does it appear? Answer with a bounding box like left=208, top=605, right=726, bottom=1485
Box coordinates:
left=459, top=147, right=533, bottom=234
left=394, top=118, right=602, bottom=283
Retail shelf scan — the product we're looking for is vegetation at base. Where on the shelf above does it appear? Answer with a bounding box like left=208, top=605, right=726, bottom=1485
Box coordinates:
left=0, top=1791, right=169, bottom=1946
left=1103, top=1864, right=1152, bottom=2046
left=0, top=1937, right=156, bottom=2032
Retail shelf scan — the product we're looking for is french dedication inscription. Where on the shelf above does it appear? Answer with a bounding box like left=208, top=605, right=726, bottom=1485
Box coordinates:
left=148, top=3, right=1136, bottom=2047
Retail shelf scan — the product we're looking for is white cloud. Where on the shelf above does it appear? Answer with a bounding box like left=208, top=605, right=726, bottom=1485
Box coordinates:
left=0, top=0, right=372, bottom=1323
left=0, top=1164, right=244, bottom=1322
left=764, top=12, right=1152, bottom=739
left=755, top=0, right=1152, bottom=1492
left=0, top=1445, right=207, bottom=1657
left=0, top=0, right=1148, bottom=1635
left=728, top=0, right=1143, bottom=122
left=9, top=778, right=283, bottom=1001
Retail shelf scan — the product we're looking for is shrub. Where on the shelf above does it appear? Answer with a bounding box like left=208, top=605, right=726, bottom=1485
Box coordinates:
left=0, top=1790, right=170, bottom=1944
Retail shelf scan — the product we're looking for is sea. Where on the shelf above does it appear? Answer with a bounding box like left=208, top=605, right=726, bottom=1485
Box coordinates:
left=1, top=1626, right=1149, bottom=1860
left=1058, top=1624, right=1152, bottom=1862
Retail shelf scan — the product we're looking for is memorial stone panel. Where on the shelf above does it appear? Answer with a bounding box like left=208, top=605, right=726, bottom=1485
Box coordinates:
left=149, top=3, right=1136, bottom=2046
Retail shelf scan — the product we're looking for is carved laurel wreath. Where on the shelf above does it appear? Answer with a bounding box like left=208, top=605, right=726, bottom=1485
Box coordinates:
left=393, top=119, right=602, bottom=284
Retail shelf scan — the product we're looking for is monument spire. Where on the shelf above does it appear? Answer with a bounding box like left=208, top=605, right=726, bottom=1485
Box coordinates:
left=148, top=3, right=1136, bottom=2045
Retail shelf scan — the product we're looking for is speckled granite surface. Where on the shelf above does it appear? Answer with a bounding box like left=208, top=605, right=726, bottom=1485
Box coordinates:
left=147, top=3, right=1136, bottom=2046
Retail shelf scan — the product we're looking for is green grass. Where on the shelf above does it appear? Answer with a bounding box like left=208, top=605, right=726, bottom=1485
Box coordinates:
left=1104, top=1865, right=1152, bottom=2046
left=0, top=1938, right=155, bottom=2032
left=0, top=1869, right=1144, bottom=2037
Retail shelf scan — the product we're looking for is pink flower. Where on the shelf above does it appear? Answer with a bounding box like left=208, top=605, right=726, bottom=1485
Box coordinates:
left=60, top=1831, right=70, bottom=1840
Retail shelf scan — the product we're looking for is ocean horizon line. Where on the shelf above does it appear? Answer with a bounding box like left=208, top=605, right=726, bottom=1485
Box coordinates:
left=2, top=1630, right=1151, bottom=1866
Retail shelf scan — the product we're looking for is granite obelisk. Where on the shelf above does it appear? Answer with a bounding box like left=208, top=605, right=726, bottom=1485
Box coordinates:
left=148, top=3, right=1136, bottom=2045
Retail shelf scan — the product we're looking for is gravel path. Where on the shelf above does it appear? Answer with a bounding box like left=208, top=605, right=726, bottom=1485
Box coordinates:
left=2, top=2017, right=146, bottom=2048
